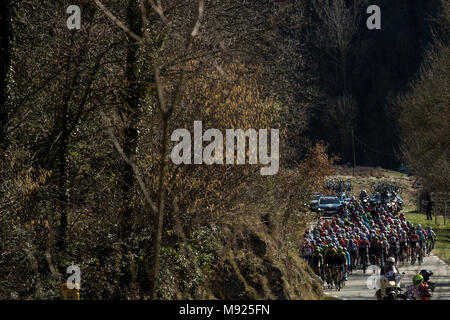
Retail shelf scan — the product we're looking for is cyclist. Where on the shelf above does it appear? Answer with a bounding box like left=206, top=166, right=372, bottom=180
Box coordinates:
left=370, top=236, right=381, bottom=265
left=388, top=235, right=399, bottom=262
left=398, top=229, right=409, bottom=264
left=409, top=228, right=420, bottom=264
left=426, top=226, right=436, bottom=254
left=358, top=236, right=370, bottom=271
left=381, top=237, right=390, bottom=266
left=417, top=228, right=427, bottom=263
left=311, top=248, right=324, bottom=278
left=336, top=247, right=347, bottom=285
left=302, top=241, right=314, bottom=264
left=347, top=236, right=358, bottom=271
left=343, top=247, right=351, bottom=279
left=399, top=212, right=406, bottom=222
left=324, top=245, right=337, bottom=287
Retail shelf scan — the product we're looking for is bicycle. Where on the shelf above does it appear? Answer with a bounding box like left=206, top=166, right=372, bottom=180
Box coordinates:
left=418, top=247, right=424, bottom=265
left=359, top=248, right=368, bottom=273
left=340, top=265, right=346, bottom=288
left=410, top=243, right=418, bottom=265
left=332, top=265, right=341, bottom=291
left=398, top=243, right=408, bottom=266
left=312, top=262, right=324, bottom=281
left=426, top=237, right=435, bottom=256
left=325, top=265, right=333, bottom=289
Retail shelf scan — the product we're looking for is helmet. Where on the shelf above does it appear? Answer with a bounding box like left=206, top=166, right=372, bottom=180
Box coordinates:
left=413, top=274, right=424, bottom=286
left=387, top=257, right=395, bottom=264
left=420, top=269, right=433, bottom=276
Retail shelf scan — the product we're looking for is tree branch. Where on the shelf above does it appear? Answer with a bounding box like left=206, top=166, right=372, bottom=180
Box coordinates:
left=94, top=0, right=142, bottom=42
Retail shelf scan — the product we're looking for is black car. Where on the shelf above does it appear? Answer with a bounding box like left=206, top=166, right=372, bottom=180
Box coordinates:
left=317, top=196, right=342, bottom=216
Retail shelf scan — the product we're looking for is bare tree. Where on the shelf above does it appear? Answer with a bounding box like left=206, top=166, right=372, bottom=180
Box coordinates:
left=398, top=0, right=450, bottom=191
left=96, top=0, right=205, bottom=299
left=311, top=0, right=364, bottom=161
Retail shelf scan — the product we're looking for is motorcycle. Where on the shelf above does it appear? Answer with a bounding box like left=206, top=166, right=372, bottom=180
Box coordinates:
left=403, top=271, right=434, bottom=300
left=404, top=284, right=432, bottom=300
left=376, top=273, right=406, bottom=300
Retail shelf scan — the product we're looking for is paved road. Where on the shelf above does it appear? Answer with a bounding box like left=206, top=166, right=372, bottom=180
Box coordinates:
left=323, top=254, right=450, bottom=300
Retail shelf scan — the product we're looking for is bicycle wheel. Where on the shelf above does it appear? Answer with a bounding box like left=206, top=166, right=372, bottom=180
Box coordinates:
left=335, top=273, right=341, bottom=291
left=332, top=268, right=338, bottom=290
left=327, top=269, right=332, bottom=289
left=362, top=256, right=367, bottom=274
left=411, top=250, right=416, bottom=265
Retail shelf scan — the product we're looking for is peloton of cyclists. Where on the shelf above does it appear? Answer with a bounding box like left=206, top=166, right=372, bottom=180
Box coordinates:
left=302, top=189, right=437, bottom=292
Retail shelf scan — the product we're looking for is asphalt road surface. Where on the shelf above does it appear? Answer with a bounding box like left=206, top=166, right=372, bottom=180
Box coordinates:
left=324, top=254, right=450, bottom=300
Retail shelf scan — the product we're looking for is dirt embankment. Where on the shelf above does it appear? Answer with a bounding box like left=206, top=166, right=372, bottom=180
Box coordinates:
left=157, top=180, right=324, bottom=300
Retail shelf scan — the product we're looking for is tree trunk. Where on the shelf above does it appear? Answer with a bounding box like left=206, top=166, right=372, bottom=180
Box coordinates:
left=149, top=113, right=169, bottom=300
left=116, top=0, right=143, bottom=298
left=56, top=33, right=77, bottom=252
left=56, top=95, right=69, bottom=251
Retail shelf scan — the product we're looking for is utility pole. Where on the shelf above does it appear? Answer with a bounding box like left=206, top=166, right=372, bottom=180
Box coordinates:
left=352, top=127, right=356, bottom=176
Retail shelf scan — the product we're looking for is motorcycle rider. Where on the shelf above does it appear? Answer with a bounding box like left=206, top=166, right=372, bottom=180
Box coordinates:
left=419, top=270, right=435, bottom=292
left=378, top=257, right=401, bottom=299
left=412, top=274, right=432, bottom=300
left=381, top=257, right=399, bottom=280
